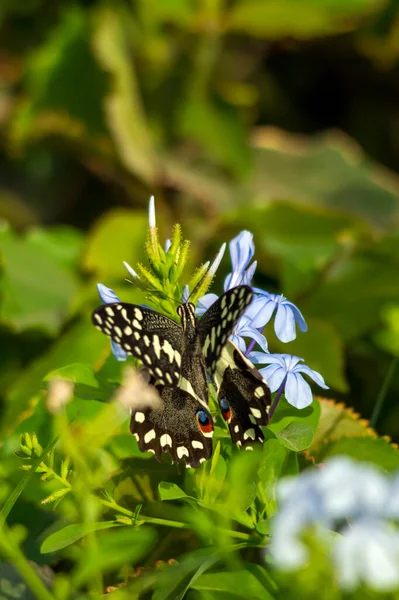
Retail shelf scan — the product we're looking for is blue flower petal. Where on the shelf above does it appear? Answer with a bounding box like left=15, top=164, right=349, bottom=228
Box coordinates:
left=229, top=230, right=254, bottom=273
left=259, top=364, right=286, bottom=392
left=274, top=302, right=296, bottom=343
left=111, top=340, right=129, bottom=361
left=243, top=260, right=257, bottom=286
left=97, top=283, right=120, bottom=304
left=224, top=270, right=244, bottom=290
left=230, top=333, right=247, bottom=354
left=182, top=285, right=190, bottom=303
left=249, top=351, right=280, bottom=365
left=196, top=293, right=219, bottom=316
left=237, top=323, right=268, bottom=353
left=296, top=364, right=329, bottom=389
left=285, top=300, right=308, bottom=332
left=285, top=372, right=313, bottom=409
left=96, top=283, right=128, bottom=361
left=245, top=295, right=275, bottom=328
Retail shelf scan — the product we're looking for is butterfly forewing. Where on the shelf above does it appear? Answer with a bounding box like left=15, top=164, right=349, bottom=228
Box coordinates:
left=198, top=286, right=253, bottom=374
left=92, top=302, right=183, bottom=386
left=214, top=341, right=271, bottom=449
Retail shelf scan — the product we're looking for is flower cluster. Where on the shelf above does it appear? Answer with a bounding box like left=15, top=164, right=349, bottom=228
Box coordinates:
left=270, top=457, right=399, bottom=592
left=97, top=197, right=328, bottom=412
left=197, top=228, right=327, bottom=410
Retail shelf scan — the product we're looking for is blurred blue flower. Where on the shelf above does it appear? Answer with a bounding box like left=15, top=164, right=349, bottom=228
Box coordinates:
left=249, top=290, right=307, bottom=343
left=250, top=352, right=328, bottom=409
left=334, top=518, right=399, bottom=592
left=270, top=457, right=399, bottom=591
left=97, top=283, right=128, bottom=361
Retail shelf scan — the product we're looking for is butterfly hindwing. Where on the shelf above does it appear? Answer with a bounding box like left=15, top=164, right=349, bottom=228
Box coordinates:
left=92, top=302, right=183, bottom=386
left=130, top=384, right=213, bottom=468
left=214, top=342, right=271, bottom=449
left=198, top=286, right=253, bottom=374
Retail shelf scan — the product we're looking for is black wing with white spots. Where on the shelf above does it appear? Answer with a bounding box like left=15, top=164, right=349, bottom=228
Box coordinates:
left=213, top=342, right=271, bottom=449
left=130, top=383, right=214, bottom=468
left=198, top=286, right=253, bottom=374
left=92, top=302, right=183, bottom=386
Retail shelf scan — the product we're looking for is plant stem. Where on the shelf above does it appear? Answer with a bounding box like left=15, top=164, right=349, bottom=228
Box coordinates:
left=99, top=498, right=257, bottom=540
left=268, top=378, right=287, bottom=421
left=370, top=357, right=398, bottom=429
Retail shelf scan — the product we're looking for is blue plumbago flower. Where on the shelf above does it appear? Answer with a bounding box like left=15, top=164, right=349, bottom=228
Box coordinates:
left=250, top=352, right=328, bottom=409
left=270, top=457, right=399, bottom=591
left=249, top=289, right=307, bottom=343
left=198, top=229, right=308, bottom=353
left=97, top=283, right=128, bottom=361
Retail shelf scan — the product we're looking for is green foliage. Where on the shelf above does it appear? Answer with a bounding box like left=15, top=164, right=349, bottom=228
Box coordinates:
left=2, top=0, right=399, bottom=598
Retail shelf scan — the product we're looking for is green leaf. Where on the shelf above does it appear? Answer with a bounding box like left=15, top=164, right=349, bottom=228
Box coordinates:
left=275, top=422, right=314, bottom=452
left=268, top=396, right=320, bottom=435
left=309, top=398, right=376, bottom=457
left=227, top=0, right=384, bottom=39
left=192, top=568, right=275, bottom=599
left=158, top=482, right=188, bottom=502
left=27, top=226, right=83, bottom=269
left=0, top=230, right=78, bottom=334
left=41, top=521, right=121, bottom=553
left=179, top=99, right=250, bottom=177
left=318, top=436, right=399, bottom=471
left=82, top=208, right=148, bottom=278
left=72, top=527, right=156, bottom=586
left=44, top=363, right=99, bottom=388
left=11, top=7, right=108, bottom=145
left=251, top=130, right=399, bottom=230
left=92, top=6, right=156, bottom=182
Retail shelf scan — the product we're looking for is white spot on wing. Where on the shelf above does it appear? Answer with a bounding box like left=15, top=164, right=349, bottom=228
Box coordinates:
left=162, top=339, right=175, bottom=363
left=254, top=386, right=265, bottom=398
left=134, top=308, right=143, bottom=320
left=192, top=440, right=204, bottom=450
left=144, top=429, right=156, bottom=444
left=135, top=412, right=145, bottom=423
left=250, top=407, right=262, bottom=419
left=153, top=334, right=161, bottom=360
left=133, top=319, right=142, bottom=330
left=160, top=434, right=172, bottom=447
left=124, top=326, right=133, bottom=335
left=94, top=313, right=102, bottom=324
left=243, top=428, right=256, bottom=440
left=177, top=446, right=189, bottom=459
left=105, top=306, right=114, bottom=316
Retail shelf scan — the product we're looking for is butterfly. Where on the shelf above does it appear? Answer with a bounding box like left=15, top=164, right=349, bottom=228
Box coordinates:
left=92, top=286, right=254, bottom=467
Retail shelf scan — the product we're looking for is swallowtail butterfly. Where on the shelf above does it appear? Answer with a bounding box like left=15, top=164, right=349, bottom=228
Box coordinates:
left=92, top=286, right=253, bottom=467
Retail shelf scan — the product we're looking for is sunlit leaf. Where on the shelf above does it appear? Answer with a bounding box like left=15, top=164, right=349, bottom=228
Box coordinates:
left=41, top=521, right=121, bottom=553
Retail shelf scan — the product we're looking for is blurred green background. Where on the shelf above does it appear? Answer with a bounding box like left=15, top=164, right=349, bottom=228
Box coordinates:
left=1, top=0, right=399, bottom=442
